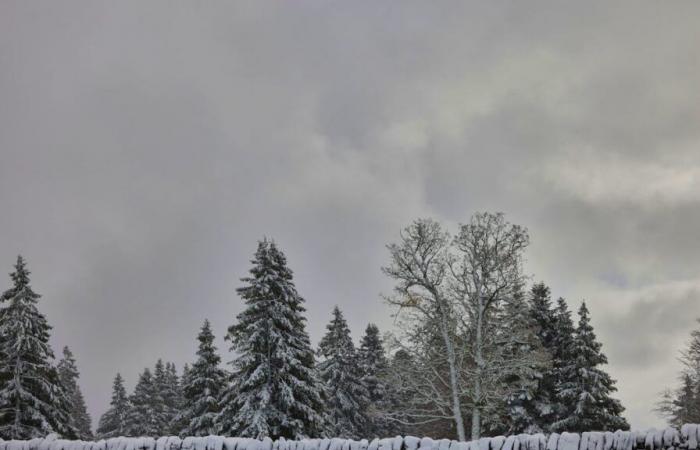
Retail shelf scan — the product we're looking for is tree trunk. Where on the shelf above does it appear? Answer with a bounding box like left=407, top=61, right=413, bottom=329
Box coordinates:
left=440, top=321, right=466, bottom=441
left=471, top=295, right=485, bottom=440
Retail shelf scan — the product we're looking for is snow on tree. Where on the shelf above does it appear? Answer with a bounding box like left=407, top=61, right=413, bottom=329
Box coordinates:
left=656, top=319, right=700, bottom=427
left=97, top=373, right=130, bottom=438
left=217, top=239, right=326, bottom=439
left=552, top=302, right=629, bottom=432
left=152, top=359, right=180, bottom=435
left=169, top=363, right=190, bottom=436
left=57, top=346, right=92, bottom=439
left=525, top=283, right=559, bottom=428
left=177, top=319, right=227, bottom=436
left=382, top=219, right=467, bottom=440
left=163, top=362, right=184, bottom=434
left=550, top=297, right=576, bottom=428
left=124, top=368, right=165, bottom=436
left=450, top=212, right=530, bottom=439
left=496, top=283, right=549, bottom=435
left=318, top=306, right=369, bottom=439
left=0, top=256, right=76, bottom=439
left=357, top=324, right=394, bottom=437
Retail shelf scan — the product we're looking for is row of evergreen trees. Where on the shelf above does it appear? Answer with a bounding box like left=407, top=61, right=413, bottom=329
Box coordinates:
left=97, top=237, right=628, bottom=440
left=0, top=256, right=92, bottom=440
left=0, top=222, right=629, bottom=440
left=97, top=240, right=393, bottom=439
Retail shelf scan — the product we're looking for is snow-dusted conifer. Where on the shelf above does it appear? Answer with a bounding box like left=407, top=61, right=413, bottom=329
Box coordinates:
left=0, top=256, right=75, bottom=439
left=497, top=283, right=548, bottom=435
left=358, top=323, right=393, bottom=437
left=97, top=373, right=130, bottom=438
left=526, top=283, right=559, bottom=427
left=552, top=302, right=629, bottom=432
left=318, top=306, right=369, bottom=439
left=124, top=368, right=164, bottom=436
left=153, top=359, right=176, bottom=435
left=178, top=319, right=227, bottom=436
left=57, top=346, right=92, bottom=439
left=217, top=239, right=326, bottom=439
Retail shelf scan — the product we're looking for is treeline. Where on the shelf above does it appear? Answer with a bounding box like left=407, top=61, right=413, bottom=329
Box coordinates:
left=0, top=212, right=629, bottom=442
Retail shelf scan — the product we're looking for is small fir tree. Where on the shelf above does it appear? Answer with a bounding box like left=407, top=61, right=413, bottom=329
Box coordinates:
left=318, top=306, right=369, bottom=439
left=57, top=346, right=92, bottom=439
left=97, top=373, right=130, bottom=438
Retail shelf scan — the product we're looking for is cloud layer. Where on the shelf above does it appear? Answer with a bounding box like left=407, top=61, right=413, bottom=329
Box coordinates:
left=1, top=1, right=700, bottom=430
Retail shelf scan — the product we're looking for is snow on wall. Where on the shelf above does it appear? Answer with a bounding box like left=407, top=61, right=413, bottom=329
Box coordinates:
left=0, top=426, right=698, bottom=450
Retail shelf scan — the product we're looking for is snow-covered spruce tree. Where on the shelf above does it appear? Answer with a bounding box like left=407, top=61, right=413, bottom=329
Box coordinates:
left=0, top=256, right=75, bottom=439
left=169, top=364, right=190, bottom=436
left=656, top=319, right=700, bottom=426
left=57, top=346, right=92, bottom=439
left=217, top=240, right=326, bottom=439
left=550, top=297, right=576, bottom=428
left=552, top=302, right=629, bottom=432
left=153, top=359, right=177, bottom=435
left=525, top=283, right=559, bottom=428
left=318, top=306, right=369, bottom=439
left=97, top=373, right=130, bottom=438
left=358, top=323, right=393, bottom=437
left=656, top=373, right=699, bottom=428
left=178, top=320, right=227, bottom=436
left=495, top=283, right=549, bottom=435
left=124, top=368, right=165, bottom=436
left=163, top=362, right=184, bottom=434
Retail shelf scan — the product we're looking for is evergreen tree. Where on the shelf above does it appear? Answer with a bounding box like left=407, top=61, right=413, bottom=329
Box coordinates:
left=552, top=302, right=629, bottom=432
left=179, top=320, right=227, bottom=436
left=656, top=319, right=700, bottom=426
left=551, top=297, right=576, bottom=427
left=57, top=346, right=92, bottom=439
left=358, top=324, right=392, bottom=437
left=163, top=362, right=184, bottom=434
left=318, top=306, right=369, bottom=439
left=97, top=373, right=130, bottom=438
left=124, top=368, right=164, bottom=436
left=526, top=283, right=559, bottom=427
left=0, top=256, right=75, bottom=439
left=152, top=359, right=173, bottom=435
left=496, top=284, right=548, bottom=435
left=169, top=364, right=190, bottom=436
left=217, top=240, right=326, bottom=439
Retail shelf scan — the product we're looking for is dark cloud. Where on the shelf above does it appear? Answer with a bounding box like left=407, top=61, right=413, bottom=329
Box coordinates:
left=1, top=0, right=700, bottom=430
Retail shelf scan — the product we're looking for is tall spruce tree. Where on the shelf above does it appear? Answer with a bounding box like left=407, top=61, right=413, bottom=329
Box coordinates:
left=152, top=359, right=174, bottom=435
left=318, top=306, right=369, bottom=439
left=0, top=256, right=75, bottom=439
left=358, top=324, right=392, bottom=437
left=552, top=302, right=629, bottom=432
left=57, top=346, right=92, bottom=439
left=124, top=368, right=164, bottom=436
left=97, top=373, right=130, bottom=438
left=179, top=320, right=227, bottom=436
left=551, top=297, right=576, bottom=428
left=217, top=240, right=326, bottom=439
left=163, top=362, right=183, bottom=434
left=526, top=283, right=559, bottom=427
left=496, top=284, right=548, bottom=435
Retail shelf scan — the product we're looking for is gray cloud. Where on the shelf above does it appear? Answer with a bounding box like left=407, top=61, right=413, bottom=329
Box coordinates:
left=1, top=0, right=700, bottom=431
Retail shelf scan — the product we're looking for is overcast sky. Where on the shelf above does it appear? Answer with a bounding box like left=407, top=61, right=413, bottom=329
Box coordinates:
left=1, top=1, right=700, bottom=432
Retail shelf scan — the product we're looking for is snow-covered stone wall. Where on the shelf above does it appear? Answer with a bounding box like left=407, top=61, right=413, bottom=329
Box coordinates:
left=4, top=426, right=700, bottom=450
